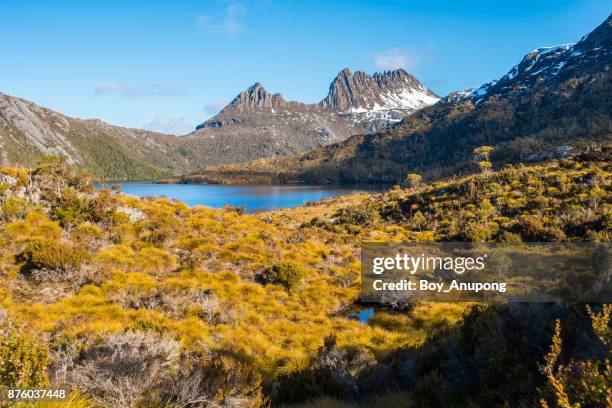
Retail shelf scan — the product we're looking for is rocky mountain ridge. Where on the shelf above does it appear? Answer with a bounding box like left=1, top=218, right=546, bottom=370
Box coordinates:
left=452, top=16, right=610, bottom=104
left=188, top=68, right=438, bottom=166
left=199, top=68, right=438, bottom=129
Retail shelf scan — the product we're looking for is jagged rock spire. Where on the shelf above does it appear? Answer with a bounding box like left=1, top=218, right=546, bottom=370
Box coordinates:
left=227, top=82, right=287, bottom=112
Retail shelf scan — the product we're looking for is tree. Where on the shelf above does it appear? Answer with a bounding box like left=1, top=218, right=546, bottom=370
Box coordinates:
left=34, top=154, right=71, bottom=178
left=34, top=154, right=72, bottom=198
left=473, top=146, right=495, bottom=174
left=540, top=306, right=611, bottom=408
left=405, top=173, right=422, bottom=188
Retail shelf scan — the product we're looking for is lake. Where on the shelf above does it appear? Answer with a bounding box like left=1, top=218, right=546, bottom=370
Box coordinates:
left=98, top=182, right=381, bottom=213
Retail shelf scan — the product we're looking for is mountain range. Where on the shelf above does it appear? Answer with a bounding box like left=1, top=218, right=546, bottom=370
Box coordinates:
left=1, top=15, right=610, bottom=184
left=184, top=14, right=611, bottom=184
left=173, top=68, right=439, bottom=164
left=0, top=69, right=438, bottom=179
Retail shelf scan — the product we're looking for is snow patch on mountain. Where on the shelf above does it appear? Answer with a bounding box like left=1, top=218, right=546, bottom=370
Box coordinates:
left=450, top=17, right=609, bottom=104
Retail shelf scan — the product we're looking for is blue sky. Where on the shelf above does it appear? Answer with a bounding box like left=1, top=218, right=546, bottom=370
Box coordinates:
left=0, top=1, right=609, bottom=135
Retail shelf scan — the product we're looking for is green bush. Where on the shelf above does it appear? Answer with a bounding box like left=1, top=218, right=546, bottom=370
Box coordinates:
left=19, top=239, right=87, bottom=274
left=264, top=262, right=306, bottom=289
left=52, top=187, right=117, bottom=228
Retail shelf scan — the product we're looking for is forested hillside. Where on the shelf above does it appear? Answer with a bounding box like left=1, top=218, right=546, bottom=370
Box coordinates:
left=0, top=92, right=202, bottom=180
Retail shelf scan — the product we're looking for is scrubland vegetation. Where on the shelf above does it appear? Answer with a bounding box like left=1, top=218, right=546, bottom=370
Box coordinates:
left=0, top=150, right=610, bottom=407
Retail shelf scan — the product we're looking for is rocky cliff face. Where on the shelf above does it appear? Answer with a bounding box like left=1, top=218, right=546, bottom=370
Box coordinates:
left=319, top=68, right=439, bottom=112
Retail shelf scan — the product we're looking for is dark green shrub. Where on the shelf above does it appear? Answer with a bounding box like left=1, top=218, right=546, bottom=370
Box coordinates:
left=264, top=262, right=305, bottom=289
left=52, top=187, right=117, bottom=228
left=334, top=204, right=376, bottom=227
left=19, top=239, right=87, bottom=274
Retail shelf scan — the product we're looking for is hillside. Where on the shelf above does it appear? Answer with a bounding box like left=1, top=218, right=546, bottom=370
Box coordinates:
left=0, top=92, right=203, bottom=180
left=0, top=152, right=609, bottom=407
left=185, top=14, right=612, bottom=185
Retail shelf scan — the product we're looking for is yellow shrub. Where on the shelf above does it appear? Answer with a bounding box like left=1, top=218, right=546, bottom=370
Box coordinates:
left=135, top=247, right=177, bottom=273
left=95, top=245, right=136, bottom=270
left=73, top=222, right=103, bottom=241
left=1, top=197, right=27, bottom=219
left=0, top=320, right=50, bottom=388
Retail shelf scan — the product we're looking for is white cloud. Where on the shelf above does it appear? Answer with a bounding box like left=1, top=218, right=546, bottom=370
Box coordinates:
left=196, top=1, right=246, bottom=35
left=94, top=82, right=186, bottom=98
left=143, top=117, right=195, bottom=136
left=373, top=49, right=419, bottom=71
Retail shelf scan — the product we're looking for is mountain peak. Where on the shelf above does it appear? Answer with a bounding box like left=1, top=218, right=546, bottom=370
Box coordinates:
left=457, top=14, right=611, bottom=103
left=227, top=82, right=287, bottom=112
left=319, top=68, right=439, bottom=112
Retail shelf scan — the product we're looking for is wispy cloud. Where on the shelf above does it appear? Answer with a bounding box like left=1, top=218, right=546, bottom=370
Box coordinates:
left=94, top=82, right=186, bottom=98
left=373, top=49, right=419, bottom=71
left=143, top=117, right=195, bottom=136
left=203, top=101, right=227, bottom=115
left=196, top=1, right=246, bottom=35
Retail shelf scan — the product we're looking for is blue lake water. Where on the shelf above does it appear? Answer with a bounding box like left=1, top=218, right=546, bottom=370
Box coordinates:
left=98, top=182, right=381, bottom=213
left=346, top=308, right=375, bottom=323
